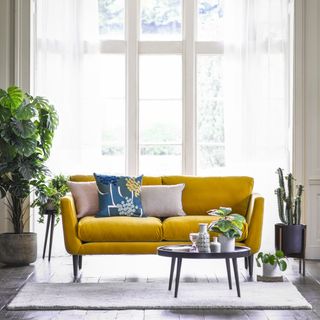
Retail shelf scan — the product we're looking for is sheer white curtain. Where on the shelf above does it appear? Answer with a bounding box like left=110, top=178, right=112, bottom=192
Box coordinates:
left=223, top=0, right=290, bottom=249
left=35, top=0, right=103, bottom=256
left=36, top=0, right=103, bottom=176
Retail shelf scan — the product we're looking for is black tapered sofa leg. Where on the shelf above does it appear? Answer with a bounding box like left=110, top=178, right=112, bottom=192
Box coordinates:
left=244, top=257, right=248, bottom=269
left=79, top=255, right=83, bottom=270
left=73, top=255, right=79, bottom=281
left=248, top=254, right=254, bottom=277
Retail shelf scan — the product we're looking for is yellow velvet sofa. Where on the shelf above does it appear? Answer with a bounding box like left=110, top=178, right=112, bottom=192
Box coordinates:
left=60, top=175, right=264, bottom=279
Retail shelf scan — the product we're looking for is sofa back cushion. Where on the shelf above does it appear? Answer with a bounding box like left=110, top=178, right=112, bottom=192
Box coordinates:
left=70, top=175, right=95, bottom=182
left=141, top=184, right=186, bottom=217
left=69, top=175, right=253, bottom=217
left=67, top=181, right=99, bottom=218
left=161, top=176, right=254, bottom=216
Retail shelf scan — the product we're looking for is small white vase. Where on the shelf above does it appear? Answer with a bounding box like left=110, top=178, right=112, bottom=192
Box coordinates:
left=263, top=263, right=279, bottom=277
left=196, top=223, right=211, bottom=253
left=218, top=235, right=235, bottom=252
left=210, top=236, right=221, bottom=253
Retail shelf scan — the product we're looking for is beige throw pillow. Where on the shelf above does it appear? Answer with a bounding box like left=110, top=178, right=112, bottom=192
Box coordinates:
left=141, top=184, right=186, bottom=218
left=67, top=181, right=99, bottom=218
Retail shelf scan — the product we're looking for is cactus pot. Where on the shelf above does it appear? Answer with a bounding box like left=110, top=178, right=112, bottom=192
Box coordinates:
left=275, top=223, right=306, bottom=256
left=0, top=233, right=37, bottom=266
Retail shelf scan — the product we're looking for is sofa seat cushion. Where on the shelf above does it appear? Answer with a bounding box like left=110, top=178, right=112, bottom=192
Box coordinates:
left=162, top=216, right=248, bottom=242
left=78, top=216, right=163, bottom=242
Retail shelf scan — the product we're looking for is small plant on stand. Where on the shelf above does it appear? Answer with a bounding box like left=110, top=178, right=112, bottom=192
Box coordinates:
left=32, top=174, right=69, bottom=224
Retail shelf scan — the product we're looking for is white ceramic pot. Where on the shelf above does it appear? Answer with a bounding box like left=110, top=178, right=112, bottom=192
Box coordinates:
left=218, top=235, right=235, bottom=252
left=263, top=263, right=279, bottom=277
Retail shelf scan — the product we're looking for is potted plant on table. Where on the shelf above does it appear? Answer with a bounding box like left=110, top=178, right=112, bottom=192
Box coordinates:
left=256, top=250, right=287, bottom=279
left=0, top=86, right=58, bottom=266
left=208, top=207, right=246, bottom=252
left=275, top=168, right=306, bottom=263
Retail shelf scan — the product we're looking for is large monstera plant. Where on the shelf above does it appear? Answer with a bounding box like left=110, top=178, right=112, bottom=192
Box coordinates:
left=0, top=86, right=58, bottom=234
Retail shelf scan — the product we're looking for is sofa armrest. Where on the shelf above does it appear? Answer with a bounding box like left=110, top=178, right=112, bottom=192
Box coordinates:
left=60, top=194, right=82, bottom=254
left=244, top=193, right=264, bottom=254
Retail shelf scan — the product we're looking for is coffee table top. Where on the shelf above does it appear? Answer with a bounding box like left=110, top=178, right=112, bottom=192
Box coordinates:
left=157, top=245, right=251, bottom=259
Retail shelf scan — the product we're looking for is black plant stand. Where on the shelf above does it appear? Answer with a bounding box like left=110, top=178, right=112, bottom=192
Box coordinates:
left=42, top=209, right=56, bottom=261
left=275, top=223, right=307, bottom=276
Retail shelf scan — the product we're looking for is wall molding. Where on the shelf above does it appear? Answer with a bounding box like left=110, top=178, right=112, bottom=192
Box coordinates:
left=0, top=0, right=31, bottom=233
left=294, top=0, right=320, bottom=259
left=309, top=178, right=320, bottom=185
left=14, top=0, right=31, bottom=91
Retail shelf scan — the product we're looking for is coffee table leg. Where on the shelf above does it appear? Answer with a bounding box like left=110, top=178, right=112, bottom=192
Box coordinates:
left=225, top=258, right=232, bottom=290
left=174, top=258, right=182, bottom=298
left=168, top=257, right=176, bottom=291
left=232, top=257, right=240, bottom=297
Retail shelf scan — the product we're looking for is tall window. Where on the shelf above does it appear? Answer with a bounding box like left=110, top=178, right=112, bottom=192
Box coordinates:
left=35, top=0, right=290, bottom=178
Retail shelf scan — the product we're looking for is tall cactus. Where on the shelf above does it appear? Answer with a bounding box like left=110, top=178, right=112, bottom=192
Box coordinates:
left=275, top=168, right=304, bottom=225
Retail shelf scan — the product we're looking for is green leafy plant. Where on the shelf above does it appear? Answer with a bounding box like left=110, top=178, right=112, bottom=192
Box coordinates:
left=207, top=207, right=246, bottom=239
left=32, top=174, right=69, bottom=224
left=256, top=250, right=288, bottom=271
left=0, top=86, right=58, bottom=233
left=275, top=168, right=304, bottom=225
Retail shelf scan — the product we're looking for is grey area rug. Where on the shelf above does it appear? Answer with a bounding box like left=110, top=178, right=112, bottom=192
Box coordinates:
left=7, top=281, right=312, bottom=310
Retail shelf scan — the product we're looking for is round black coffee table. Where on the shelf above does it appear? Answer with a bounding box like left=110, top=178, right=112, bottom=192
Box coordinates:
left=157, top=245, right=251, bottom=298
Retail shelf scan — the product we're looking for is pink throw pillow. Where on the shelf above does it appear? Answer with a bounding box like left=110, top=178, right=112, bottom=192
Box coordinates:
left=67, top=181, right=99, bottom=218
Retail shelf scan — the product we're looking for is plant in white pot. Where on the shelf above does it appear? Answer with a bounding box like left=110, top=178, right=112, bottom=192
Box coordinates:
left=256, top=250, right=287, bottom=278
left=0, top=86, right=58, bottom=266
left=207, top=207, right=246, bottom=252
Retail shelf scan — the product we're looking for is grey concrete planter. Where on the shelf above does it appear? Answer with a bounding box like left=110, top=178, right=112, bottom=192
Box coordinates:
left=0, top=232, right=37, bottom=266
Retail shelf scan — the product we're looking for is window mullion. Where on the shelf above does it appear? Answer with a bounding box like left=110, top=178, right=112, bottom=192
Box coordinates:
left=126, top=0, right=139, bottom=175
left=183, top=0, right=196, bottom=175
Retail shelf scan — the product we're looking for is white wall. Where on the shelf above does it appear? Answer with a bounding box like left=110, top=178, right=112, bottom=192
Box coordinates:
left=297, top=0, right=320, bottom=259
left=0, top=0, right=13, bottom=233
left=0, top=0, right=31, bottom=233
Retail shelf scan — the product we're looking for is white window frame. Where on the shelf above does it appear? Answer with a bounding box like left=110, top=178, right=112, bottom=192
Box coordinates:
left=87, top=0, right=225, bottom=176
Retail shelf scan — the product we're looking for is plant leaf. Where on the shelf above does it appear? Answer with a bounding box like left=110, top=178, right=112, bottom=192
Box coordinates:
left=0, top=106, right=11, bottom=123
left=275, top=250, right=285, bottom=258
left=18, top=162, right=36, bottom=180
left=269, top=255, right=276, bottom=265
left=262, top=254, right=270, bottom=264
left=256, top=258, right=261, bottom=268
left=219, top=207, right=232, bottom=214
left=278, top=259, right=287, bottom=271
left=15, top=139, right=37, bottom=157
left=209, top=209, right=228, bottom=217
left=231, top=219, right=243, bottom=229
left=15, top=103, right=36, bottom=120
left=11, top=119, right=36, bottom=138
left=229, top=213, right=246, bottom=223
left=7, top=86, right=24, bottom=110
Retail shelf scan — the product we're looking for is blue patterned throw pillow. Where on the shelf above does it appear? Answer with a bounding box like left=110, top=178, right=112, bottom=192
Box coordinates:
left=94, top=173, right=144, bottom=217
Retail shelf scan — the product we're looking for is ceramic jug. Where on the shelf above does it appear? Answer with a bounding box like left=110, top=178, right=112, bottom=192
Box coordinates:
left=196, top=223, right=211, bottom=253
